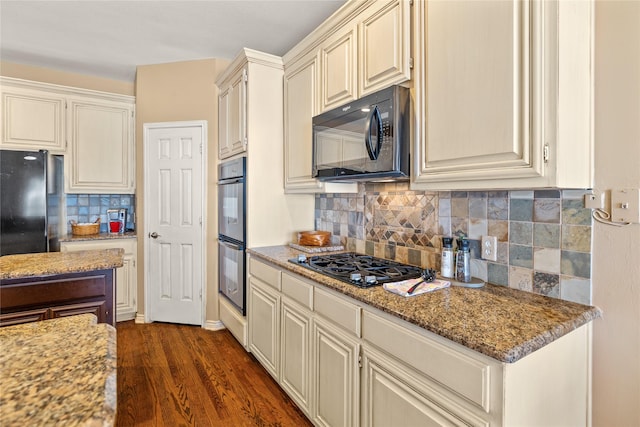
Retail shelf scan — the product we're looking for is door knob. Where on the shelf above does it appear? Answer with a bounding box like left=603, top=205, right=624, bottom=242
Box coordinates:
left=149, top=232, right=160, bottom=239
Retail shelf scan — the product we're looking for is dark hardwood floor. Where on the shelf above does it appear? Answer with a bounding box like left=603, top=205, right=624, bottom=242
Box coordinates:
left=116, top=321, right=313, bottom=426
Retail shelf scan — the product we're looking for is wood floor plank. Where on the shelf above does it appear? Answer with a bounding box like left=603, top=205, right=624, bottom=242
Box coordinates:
left=116, top=321, right=312, bottom=427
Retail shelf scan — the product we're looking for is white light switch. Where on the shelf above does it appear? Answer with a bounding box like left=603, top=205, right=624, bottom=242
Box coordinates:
left=611, top=188, right=640, bottom=224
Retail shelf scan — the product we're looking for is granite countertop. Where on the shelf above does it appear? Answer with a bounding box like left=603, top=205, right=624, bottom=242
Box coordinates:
left=0, top=314, right=117, bottom=426
left=248, top=245, right=602, bottom=363
left=59, top=231, right=137, bottom=243
left=0, top=248, right=124, bottom=280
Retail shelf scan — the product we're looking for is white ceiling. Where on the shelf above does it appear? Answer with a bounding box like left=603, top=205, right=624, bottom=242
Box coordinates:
left=0, top=0, right=346, bottom=83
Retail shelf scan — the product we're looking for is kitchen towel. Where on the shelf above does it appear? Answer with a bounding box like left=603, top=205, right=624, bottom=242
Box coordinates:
left=383, top=277, right=450, bottom=297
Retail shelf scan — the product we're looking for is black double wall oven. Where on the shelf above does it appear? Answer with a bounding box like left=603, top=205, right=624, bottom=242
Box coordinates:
left=218, top=157, right=246, bottom=314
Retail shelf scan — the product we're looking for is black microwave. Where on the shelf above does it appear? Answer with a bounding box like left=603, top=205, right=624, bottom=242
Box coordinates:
left=312, top=85, right=410, bottom=182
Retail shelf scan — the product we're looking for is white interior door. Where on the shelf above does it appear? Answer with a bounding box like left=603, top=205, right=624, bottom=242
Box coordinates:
left=144, top=121, right=206, bottom=325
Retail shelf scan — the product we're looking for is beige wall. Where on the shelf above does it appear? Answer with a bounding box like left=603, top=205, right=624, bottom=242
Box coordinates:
left=592, top=2, right=640, bottom=426
left=135, top=58, right=229, bottom=323
left=0, top=61, right=134, bottom=95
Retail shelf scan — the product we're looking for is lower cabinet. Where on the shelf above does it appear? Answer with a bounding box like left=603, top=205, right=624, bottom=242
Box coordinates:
left=247, top=256, right=591, bottom=427
left=247, top=275, right=281, bottom=380
left=280, top=297, right=312, bottom=415
left=312, top=316, right=360, bottom=427
left=61, top=238, right=137, bottom=322
left=0, top=270, right=115, bottom=326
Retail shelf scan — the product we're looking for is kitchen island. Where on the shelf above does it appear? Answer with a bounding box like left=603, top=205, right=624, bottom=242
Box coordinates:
left=0, top=314, right=117, bottom=426
left=246, top=245, right=602, bottom=426
left=0, top=249, right=123, bottom=326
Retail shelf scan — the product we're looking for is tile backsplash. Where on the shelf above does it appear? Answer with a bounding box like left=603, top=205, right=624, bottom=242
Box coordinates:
left=65, top=194, right=136, bottom=234
left=315, top=183, right=592, bottom=305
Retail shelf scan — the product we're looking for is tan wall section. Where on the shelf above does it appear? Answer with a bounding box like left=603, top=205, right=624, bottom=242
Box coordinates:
left=135, top=58, right=229, bottom=323
left=592, top=2, right=640, bottom=426
left=0, top=61, right=134, bottom=95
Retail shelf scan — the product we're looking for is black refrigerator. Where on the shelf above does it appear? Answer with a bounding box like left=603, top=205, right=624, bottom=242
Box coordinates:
left=0, top=149, right=59, bottom=256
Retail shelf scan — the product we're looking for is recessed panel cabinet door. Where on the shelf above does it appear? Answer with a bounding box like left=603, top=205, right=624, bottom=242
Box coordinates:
left=321, top=25, right=357, bottom=113
left=416, top=0, right=539, bottom=185
left=67, top=97, right=134, bottom=193
left=413, top=0, right=593, bottom=189
left=0, top=84, right=66, bottom=152
left=358, top=0, right=411, bottom=96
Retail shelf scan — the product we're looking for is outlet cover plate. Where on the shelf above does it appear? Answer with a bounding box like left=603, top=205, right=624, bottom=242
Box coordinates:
left=481, top=236, right=498, bottom=262
left=611, top=188, right=640, bottom=224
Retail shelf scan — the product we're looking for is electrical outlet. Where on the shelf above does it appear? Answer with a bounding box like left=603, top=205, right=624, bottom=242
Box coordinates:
left=611, top=188, right=640, bottom=224
left=481, top=236, right=498, bottom=262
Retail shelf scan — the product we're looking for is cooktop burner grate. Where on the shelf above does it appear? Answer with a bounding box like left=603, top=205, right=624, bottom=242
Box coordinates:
left=289, top=252, right=424, bottom=288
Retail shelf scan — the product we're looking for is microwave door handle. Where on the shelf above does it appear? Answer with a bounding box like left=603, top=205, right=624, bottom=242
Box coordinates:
left=365, top=106, right=383, bottom=160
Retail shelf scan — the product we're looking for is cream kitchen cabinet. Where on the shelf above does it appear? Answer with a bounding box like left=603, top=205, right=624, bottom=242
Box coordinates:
left=217, top=67, right=246, bottom=159
left=66, top=96, right=135, bottom=194
left=320, top=23, right=358, bottom=113
left=357, top=0, right=412, bottom=97
left=60, top=238, right=137, bottom=322
left=280, top=272, right=314, bottom=417
left=0, top=78, right=66, bottom=153
left=412, top=0, right=593, bottom=190
left=247, top=257, right=282, bottom=381
left=246, top=254, right=592, bottom=426
left=283, top=51, right=357, bottom=194
left=318, top=0, right=411, bottom=113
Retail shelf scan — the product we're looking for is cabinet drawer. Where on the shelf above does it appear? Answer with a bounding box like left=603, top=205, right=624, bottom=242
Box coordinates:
left=282, top=273, right=313, bottom=310
left=249, top=258, right=281, bottom=291
left=314, top=287, right=361, bottom=337
left=362, top=310, right=493, bottom=412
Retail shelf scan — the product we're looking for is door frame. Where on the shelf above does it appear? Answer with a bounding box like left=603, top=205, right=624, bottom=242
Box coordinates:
left=143, top=120, right=208, bottom=326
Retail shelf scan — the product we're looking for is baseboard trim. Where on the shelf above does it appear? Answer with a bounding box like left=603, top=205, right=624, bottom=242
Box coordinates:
left=204, top=320, right=226, bottom=331
left=134, top=314, right=145, bottom=324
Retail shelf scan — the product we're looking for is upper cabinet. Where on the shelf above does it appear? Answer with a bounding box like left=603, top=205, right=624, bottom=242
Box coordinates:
left=319, top=0, right=411, bottom=114
left=358, top=0, right=411, bottom=96
left=217, top=66, right=247, bottom=160
left=67, top=95, right=135, bottom=194
left=320, top=24, right=358, bottom=112
left=0, top=78, right=66, bottom=153
left=283, top=0, right=410, bottom=193
left=412, top=0, right=593, bottom=190
left=0, top=77, right=136, bottom=194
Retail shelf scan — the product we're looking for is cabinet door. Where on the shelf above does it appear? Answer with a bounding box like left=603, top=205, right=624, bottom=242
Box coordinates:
left=67, top=97, right=135, bottom=193
left=413, top=0, right=543, bottom=188
left=312, top=317, right=359, bottom=427
left=0, top=84, right=66, bottom=152
left=358, top=0, right=411, bottom=96
left=361, top=347, right=488, bottom=427
left=280, top=298, right=312, bottom=416
left=248, top=276, right=280, bottom=380
left=219, top=68, right=247, bottom=159
left=60, top=239, right=137, bottom=322
left=321, top=25, right=357, bottom=113
left=284, top=53, right=321, bottom=192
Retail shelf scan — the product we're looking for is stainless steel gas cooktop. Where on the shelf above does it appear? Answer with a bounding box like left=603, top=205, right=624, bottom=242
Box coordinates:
left=289, top=252, right=424, bottom=288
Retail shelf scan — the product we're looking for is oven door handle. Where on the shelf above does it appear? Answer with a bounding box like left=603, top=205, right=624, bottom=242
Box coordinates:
left=218, top=177, right=244, bottom=185
left=219, top=239, right=243, bottom=251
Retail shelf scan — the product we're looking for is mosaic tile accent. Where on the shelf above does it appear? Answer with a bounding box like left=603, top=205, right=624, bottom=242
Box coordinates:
left=316, top=185, right=592, bottom=303
left=66, top=194, right=136, bottom=233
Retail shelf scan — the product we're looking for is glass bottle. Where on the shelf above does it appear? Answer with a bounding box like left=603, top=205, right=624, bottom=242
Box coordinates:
left=440, top=237, right=455, bottom=278
left=455, top=238, right=471, bottom=282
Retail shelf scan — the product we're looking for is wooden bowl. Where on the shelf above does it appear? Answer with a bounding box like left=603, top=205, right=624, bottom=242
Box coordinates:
left=298, top=230, right=331, bottom=247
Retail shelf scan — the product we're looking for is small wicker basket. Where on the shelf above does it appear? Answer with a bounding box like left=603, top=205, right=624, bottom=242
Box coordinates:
left=71, top=219, right=100, bottom=236
left=297, top=230, right=331, bottom=246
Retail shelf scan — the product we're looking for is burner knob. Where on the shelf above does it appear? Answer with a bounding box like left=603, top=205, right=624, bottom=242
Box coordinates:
left=365, top=276, right=377, bottom=285
left=296, top=254, right=308, bottom=263
left=350, top=273, right=362, bottom=282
